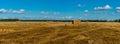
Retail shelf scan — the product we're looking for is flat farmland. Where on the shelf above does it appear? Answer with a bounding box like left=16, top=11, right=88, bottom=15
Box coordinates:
left=0, top=22, right=120, bottom=44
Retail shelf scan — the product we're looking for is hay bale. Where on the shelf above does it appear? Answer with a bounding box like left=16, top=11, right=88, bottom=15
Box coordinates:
left=72, top=20, right=81, bottom=25
left=64, top=20, right=81, bottom=28
left=64, top=24, right=73, bottom=28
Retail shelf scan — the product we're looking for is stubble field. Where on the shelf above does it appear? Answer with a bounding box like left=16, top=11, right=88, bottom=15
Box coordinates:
left=0, top=22, right=120, bottom=44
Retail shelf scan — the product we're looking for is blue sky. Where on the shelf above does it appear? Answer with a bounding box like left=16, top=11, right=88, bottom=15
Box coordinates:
left=0, top=0, right=120, bottom=20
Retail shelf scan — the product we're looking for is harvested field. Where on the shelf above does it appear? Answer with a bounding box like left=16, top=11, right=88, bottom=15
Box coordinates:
left=0, top=22, right=120, bottom=44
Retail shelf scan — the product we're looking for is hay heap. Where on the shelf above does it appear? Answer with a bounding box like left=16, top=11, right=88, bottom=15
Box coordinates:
left=72, top=20, right=81, bottom=25
left=65, top=20, right=81, bottom=27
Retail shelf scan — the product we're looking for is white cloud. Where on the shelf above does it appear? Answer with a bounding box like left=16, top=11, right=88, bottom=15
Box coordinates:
left=53, top=12, right=60, bottom=15
left=2, top=17, right=9, bottom=19
left=84, top=14, right=88, bottom=16
left=12, top=9, right=25, bottom=14
left=116, top=10, right=120, bottom=12
left=20, top=9, right=25, bottom=12
left=79, top=17, right=82, bottom=19
left=40, top=11, right=49, bottom=14
left=105, top=5, right=111, bottom=8
left=78, top=4, right=81, bottom=7
left=12, top=10, right=20, bottom=14
left=0, top=9, right=25, bottom=14
left=40, top=11, right=60, bottom=15
left=8, top=9, right=13, bottom=13
left=116, top=7, right=120, bottom=10
left=0, top=9, right=7, bottom=13
left=65, top=16, right=73, bottom=19
left=116, top=7, right=120, bottom=12
left=43, top=16, right=48, bottom=18
left=84, top=10, right=89, bottom=12
left=59, top=17, right=65, bottom=19
left=94, top=5, right=112, bottom=10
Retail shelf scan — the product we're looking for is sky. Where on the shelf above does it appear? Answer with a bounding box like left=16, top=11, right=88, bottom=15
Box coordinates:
left=0, top=0, right=120, bottom=20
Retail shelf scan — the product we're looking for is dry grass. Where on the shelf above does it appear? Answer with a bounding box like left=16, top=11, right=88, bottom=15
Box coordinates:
left=0, top=22, right=119, bottom=44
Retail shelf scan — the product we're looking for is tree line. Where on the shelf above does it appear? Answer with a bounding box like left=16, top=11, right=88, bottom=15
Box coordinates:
left=0, top=19, right=120, bottom=22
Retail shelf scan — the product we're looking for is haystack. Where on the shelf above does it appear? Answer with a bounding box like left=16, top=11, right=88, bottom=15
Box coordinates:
left=72, top=20, right=81, bottom=25
left=64, top=20, right=81, bottom=28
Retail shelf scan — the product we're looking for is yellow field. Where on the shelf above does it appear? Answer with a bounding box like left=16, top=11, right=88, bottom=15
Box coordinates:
left=0, top=22, right=120, bottom=44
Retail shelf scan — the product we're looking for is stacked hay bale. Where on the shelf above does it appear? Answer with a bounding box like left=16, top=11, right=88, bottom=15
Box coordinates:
left=64, top=20, right=81, bottom=28
left=72, top=20, right=81, bottom=25
left=72, top=20, right=81, bottom=27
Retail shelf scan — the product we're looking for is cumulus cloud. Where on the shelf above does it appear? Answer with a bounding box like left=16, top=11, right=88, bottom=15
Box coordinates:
left=116, top=7, right=120, bottom=12
left=116, top=7, right=120, bottom=10
left=0, top=9, right=25, bottom=14
left=78, top=4, right=81, bottom=7
left=84, top=10, right=89, bottom=12
left=43, top=16, right=49, bottom=18
left=2, top=17, right=9, bottom=19
left=12, top=9, right=25, bottom=14
left=7, top=9, right=13, bottom=13
left=20, top=9, right=25, bottom=12
left=12, top=10, right=20, bottom=14
left=40, top=11, right=60, bottom=15
left=94, top=5, right=112, bottom=10
left=84, top=14, right=88, bottom=16
left=40, top=11, right=49, bottom=14
left=53, top=12, right=60, bottom=15
left=0, top=9, right=7, bottom=13
left=116, top=10, right=120, bottom=13
left=65, top=16, right=73, bottom=19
